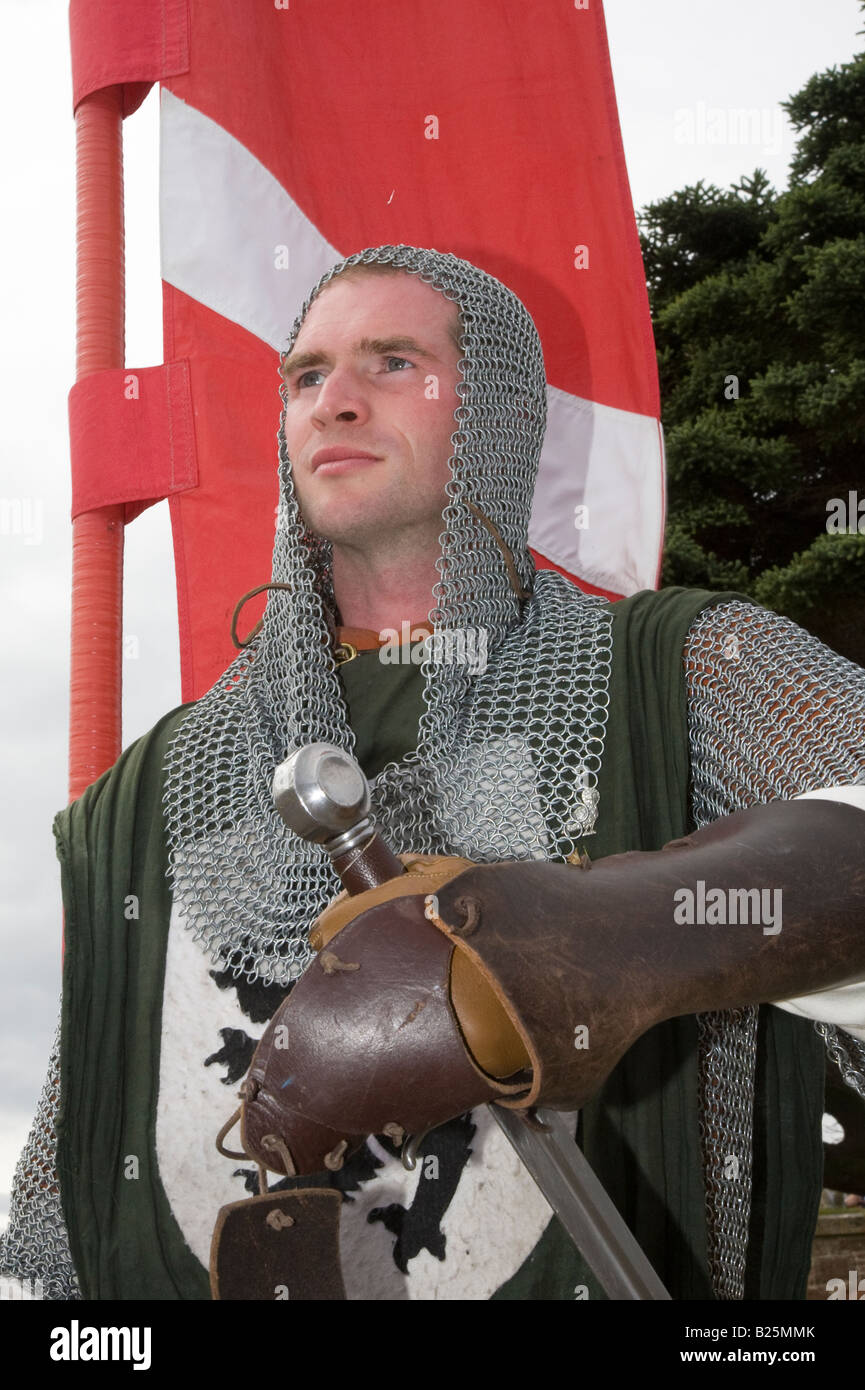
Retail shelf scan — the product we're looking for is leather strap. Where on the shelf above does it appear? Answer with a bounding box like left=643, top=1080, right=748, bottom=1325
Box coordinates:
left=210, top=1188, right=346, bottom=1301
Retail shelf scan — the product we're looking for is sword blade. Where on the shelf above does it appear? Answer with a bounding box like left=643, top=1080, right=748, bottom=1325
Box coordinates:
left=490, top=1105, right=671, bottom=1300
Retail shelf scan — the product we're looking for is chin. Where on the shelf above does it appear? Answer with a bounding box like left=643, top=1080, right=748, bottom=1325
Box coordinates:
left=299, top=511, right=380, bottom=547
left=295, top=488, right=380, bottom=539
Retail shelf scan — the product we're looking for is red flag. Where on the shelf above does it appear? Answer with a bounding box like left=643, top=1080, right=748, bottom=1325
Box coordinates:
left=69, top=0, right=663, bottom=703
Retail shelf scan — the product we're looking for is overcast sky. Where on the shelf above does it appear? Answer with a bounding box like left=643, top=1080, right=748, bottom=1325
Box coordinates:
left=1, top=0, right=862, bottom=1232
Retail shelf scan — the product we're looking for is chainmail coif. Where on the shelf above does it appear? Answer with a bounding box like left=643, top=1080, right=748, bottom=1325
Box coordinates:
left=161, top=244, right=613, bottom=986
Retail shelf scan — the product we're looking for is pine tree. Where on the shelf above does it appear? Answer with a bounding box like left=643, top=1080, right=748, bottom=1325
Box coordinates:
left=640, top=5, right=865, bottom=661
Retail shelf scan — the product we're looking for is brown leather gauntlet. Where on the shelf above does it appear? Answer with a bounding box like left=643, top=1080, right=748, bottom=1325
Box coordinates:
left=427, top=796, right=865, bottom=1109
left=240, top=797, right=865, bottom=1173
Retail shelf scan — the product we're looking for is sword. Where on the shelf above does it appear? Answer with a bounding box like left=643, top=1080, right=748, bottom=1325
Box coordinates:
left=273, top=742, right=670, bottom=1301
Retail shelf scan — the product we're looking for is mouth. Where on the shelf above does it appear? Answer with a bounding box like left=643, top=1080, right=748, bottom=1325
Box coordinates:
left=312, top=447, right=380, bottom=473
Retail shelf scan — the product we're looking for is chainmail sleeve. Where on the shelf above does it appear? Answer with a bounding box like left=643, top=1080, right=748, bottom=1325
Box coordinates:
left=681, top=597, right=865, bottom=1296
left=0, top=1007, right=81, bottom=1299
left=685, top=596, right=865, bottom=1095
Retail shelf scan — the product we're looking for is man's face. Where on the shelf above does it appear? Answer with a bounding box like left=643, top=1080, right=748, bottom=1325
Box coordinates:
left=281, top=272, right=461, bottom=549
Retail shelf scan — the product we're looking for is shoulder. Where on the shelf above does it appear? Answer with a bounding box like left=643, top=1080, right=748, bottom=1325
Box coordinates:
left=605, top=585, right=751, bottom=654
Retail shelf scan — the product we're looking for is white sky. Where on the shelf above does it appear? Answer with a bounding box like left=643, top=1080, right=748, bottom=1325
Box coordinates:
left=1, top=0, right=862, bottom=1233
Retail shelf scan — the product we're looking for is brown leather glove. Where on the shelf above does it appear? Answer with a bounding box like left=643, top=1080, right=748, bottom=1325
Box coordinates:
left=239, top=798, right=865, bottom=1178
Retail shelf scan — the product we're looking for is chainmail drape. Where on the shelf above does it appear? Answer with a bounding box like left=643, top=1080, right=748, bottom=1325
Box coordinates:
left=0, top=1019, right=78, bottom=1300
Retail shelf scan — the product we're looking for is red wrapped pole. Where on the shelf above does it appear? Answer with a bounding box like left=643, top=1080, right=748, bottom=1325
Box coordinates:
left=68, top=86, right=125, bottom=803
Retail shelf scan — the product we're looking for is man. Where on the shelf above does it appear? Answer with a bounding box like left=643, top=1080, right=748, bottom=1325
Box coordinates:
left=2, top=245, right=865, bottom=1301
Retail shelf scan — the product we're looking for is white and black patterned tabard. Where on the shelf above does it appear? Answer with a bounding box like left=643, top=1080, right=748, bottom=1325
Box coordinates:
left=155, top=902, right=561, bottom=1301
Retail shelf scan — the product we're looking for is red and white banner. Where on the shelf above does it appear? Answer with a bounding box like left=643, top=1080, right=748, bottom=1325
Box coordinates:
left=69, top=0, right=663, bottom=702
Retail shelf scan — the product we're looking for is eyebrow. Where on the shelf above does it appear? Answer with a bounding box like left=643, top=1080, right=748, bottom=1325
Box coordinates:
left=280, top=336, right=437, bottom=380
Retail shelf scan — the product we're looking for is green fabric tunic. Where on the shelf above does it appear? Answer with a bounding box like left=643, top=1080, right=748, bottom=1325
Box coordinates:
left=54, top=587, right=824, bottom=1300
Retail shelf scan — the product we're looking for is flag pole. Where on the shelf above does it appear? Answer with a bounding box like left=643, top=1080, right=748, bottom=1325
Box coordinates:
left=68, top=86, right=126, bottom=803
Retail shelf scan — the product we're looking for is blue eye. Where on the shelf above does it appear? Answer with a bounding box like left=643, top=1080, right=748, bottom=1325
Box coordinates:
left=291, top=357, right=412, bottom=390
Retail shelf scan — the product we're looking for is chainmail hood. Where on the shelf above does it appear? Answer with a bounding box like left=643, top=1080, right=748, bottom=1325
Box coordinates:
left=163, top=244, right=613, bottom=984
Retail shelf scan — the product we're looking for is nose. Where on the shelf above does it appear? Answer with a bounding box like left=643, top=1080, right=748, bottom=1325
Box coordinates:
left=311, top=367, right=371, bottom=428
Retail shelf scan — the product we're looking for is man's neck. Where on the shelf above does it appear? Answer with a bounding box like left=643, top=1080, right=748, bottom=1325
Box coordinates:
left=331, top=537, right=440, bottom=633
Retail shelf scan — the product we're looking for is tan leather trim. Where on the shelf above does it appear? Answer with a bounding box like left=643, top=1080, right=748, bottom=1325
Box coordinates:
left=309, top=854, right=476, bottom=951
left=422, top=900, right=541, bottom=1108
left=450, top=949, right=531, bottom=1079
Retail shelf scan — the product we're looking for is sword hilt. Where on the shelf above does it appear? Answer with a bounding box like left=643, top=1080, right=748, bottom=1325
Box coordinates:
left=272, top=743, right=406, bottom=894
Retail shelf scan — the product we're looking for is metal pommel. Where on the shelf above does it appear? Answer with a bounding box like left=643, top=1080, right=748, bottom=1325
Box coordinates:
left=273, top=744, right=371, bottom=850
